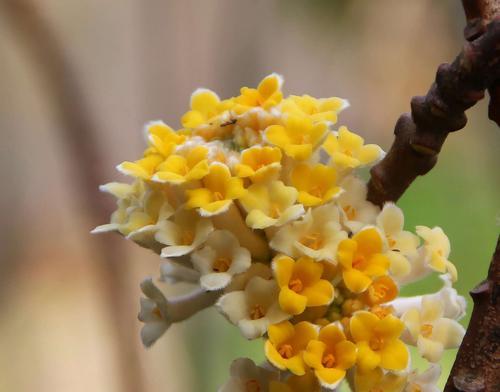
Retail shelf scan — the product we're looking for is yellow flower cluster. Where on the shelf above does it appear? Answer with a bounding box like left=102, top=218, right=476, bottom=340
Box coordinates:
left=93, top=74, right=465, bottom=391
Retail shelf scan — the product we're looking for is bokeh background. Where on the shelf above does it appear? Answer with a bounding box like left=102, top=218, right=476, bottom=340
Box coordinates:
left=0, top=1, right=498, bottom=391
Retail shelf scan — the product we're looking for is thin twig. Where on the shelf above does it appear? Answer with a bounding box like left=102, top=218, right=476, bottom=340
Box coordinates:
left=0, top=1, right=146, bottom=391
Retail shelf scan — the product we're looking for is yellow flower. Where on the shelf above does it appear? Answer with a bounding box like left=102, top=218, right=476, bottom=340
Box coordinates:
left=185, top=163, right=246, bottom=216
left=416, top=225, right=457, bottom=282
left=337, top=228, right=390, bottom=293
left=181, top=88, right=234, bottom=129
left=264, top=115, right=328, bottom=160
left=269, top=370, right=321, bottom=392
left=235, top=146, right=282, bottom=183
left=362, top=275, right=399, bottom=306
left=117, top=122, right=185, bottom=179
left=273, top=255, right=334, bottom=315
left=303, top=323, right=357, bottom=389
left=353, top=367, right=407, bottom=392
left=152, top=145, right=209, bottom=184
left=234, top=73, right=283, bottom=113
left=350, top=311, right=409, bottom=372
left=291, top=163, right=342, bottom=207
left=264, top=321, right=317, bottom=375
left=280, top=94, right=348, bottom=124
left=239, top=181, right=304, bottom=229
left=322, top=126, right=383, bottom=169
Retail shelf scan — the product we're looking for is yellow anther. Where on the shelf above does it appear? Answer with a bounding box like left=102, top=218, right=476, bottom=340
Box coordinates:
left=369, top=336, right=383, bottom=351
left=352, top=255, right=366, bottom=269
left=288, top=278, right=304, bottom=293
left=213, top=191, right=225, bottom=201
left=387, top=237, right=397, bottom=248
left=300, top=232, right=324, bottom=250
left=249, top=304, right=265, bottom=320
left=152, top=306, right=162, bottom=318
left=322, top=353, right=336, bottom=368
left=213, top=257, right=231, bottom=273
left=421, top=323, right=433, bottom=338
left=278, top=344, right=293, bottom=359
left=370, top=305, right=394, bottom=319
left=269, top=203, right=281, bottom=218
left=343, top=204, right=357, bottom=220
left=181, top=230, right=194, bottom=245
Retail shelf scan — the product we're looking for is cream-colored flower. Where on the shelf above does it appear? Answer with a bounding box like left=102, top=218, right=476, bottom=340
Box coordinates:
left=191, top=230, right=251, bottom=291
left=159, top=259, right=200, bottom=285
left=155, top=209, right=214, bottom=257
left=337, top=175, right=379, bottom=233
left=218, top=358, right=279, bottom=392
left=405, top=364, right=441, bottom=392
left=239, top=181, right=305, bottom=229
left=139, top=278, right=220, bottom=347
left=416, top=226, right=457, bottom=282
left=224, top=263, right=273, bottom=293
left=217, top=276, right=289, bottom=339
left=270, top=203, right=347, bottom=261
left=401, top=297, right=465, bottom=362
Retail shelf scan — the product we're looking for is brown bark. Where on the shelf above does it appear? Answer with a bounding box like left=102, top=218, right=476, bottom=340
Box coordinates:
left=444, top=236, right=500, bottom=392
left=366, top=18, right=500, bottom=207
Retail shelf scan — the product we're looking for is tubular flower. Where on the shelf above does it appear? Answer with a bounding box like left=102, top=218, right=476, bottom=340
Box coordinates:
left=234, top=73, right=283, bottom=113
left=401, top=296, right=465, bottom=363
left=280, top=94, right=348, bottom=124
left=217, top=276, right=289, bottom=339
left=273, top=255, right=335, bottom=315
left=239, top=181, right=305, bottom=229
left=264, top=115, right=328, bottom=160
left=185, top=163, right=247, bottom=216
left=291, top=163, right=343, bottom=207
left=416, top=226, right=457, bottom=281
left=303, top=323, right=357, bottom=389
left=350, top=311, right=409, bottom=372
left=117, top=122, right=185, bottom=179
left=235, top=146, right=282, bottom=183
left=322, top=126, right=383, bottom=169
left=152, top=145, right=209, bottom=184
left=337, top=228, right=390, bottom=293
left=191, top=230, right=251, bottom=291
left=270, top=203, right=347, bottom=261
left=265, top=321, right=318, bottom=375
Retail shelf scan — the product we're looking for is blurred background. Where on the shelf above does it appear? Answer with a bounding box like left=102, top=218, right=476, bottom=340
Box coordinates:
left=0, top=0, right=498, bottom=391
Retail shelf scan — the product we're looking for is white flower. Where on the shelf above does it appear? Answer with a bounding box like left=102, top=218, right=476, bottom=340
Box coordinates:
left=416, top=226, right=457, bottom=282
left=217, top=276, right=290, bottom=339
left=270, top=203, right=347, bottom=261
left=218, top=358, right=278, bottom=392
left=376, top=203, right=420, bottom=279
left=405, top=364, right=441, bottom=392
left=401, top=296, right=465, bottom=362
left=337, top=175, right=379, bottom=233
left=155, top=209, right=214, bottom=258
left=191, top=230, right=251, bottom=290
left=138, top=278, right=220, bottom=347
left=389, top=274, right=466, bottom=321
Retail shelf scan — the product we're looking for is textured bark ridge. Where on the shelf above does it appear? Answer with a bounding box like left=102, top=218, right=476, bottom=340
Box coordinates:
left=444, top=237, right=500, bottom=392
left=366, top=19, right=500, bottom=207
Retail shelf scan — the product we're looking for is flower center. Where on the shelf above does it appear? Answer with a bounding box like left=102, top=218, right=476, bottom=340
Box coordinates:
left=343, top=204, right=357, bottom=220
left=249, top=304, right=265, bottom=320
left=371, top=305, right=393, bottom=319
left=288, top=278, right=304, bottom=293
left=322, top=353, right=336, bottom=368
left=421, top=323, right=433, bottom=338
left=213, top=257, right=231, bottom=273
left=369, top=283, right=389, bottom=303
left=369, top=336, right=383, bottom=351
left=387, top=237, right=397, bottom=248
left=352, top=254, right=366, bottom=270
left=308, top=186, right=323, bottom=198
left=269, top=203, right=281, bottom=218
left=245, top=380, right=261, bottom=392
left=300, top=232, right=324, bottom=250
left=278, top=344, right=293, bottom=359
left=213, top=191, right=225, bottom=201
left=152, top=306, right=162, bottom=318
left=181, top=230, right=194, bottom=245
